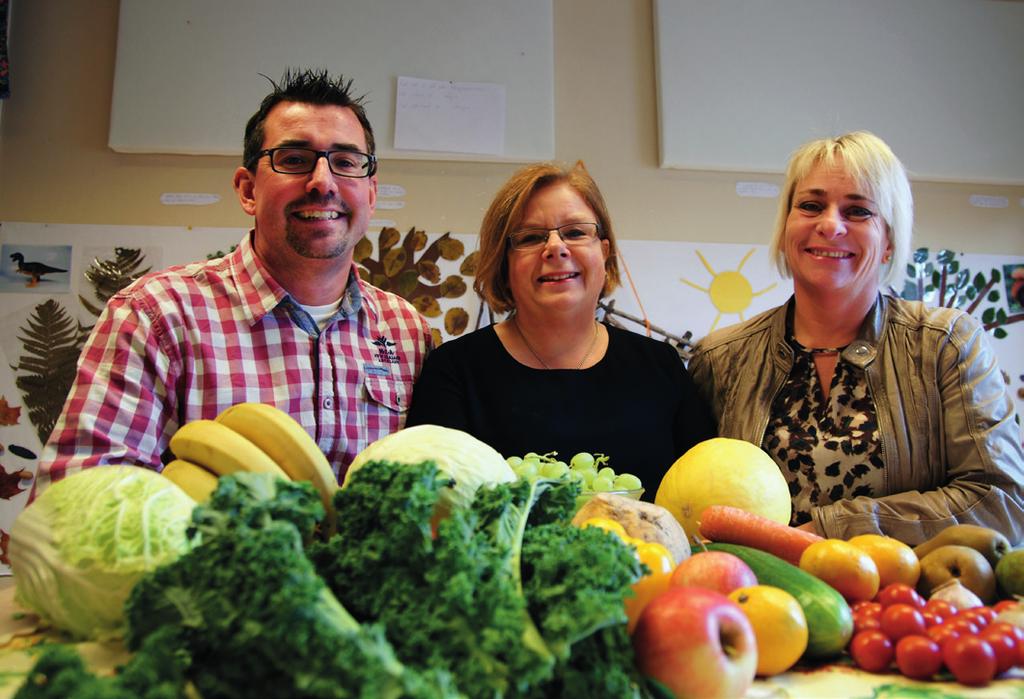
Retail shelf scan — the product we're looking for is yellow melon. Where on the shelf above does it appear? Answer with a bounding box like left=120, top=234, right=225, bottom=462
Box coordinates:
left=654, top=438, right=791, bottom=539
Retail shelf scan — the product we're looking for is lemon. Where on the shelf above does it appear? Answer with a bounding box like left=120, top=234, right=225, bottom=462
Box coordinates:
left=654, top=438, right=791, bottom=539
left=729, top=585, right=808, bottom=676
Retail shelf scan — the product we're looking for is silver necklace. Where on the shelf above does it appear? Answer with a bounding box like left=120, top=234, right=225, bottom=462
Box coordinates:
left=513, top=316, right=599, bottom=370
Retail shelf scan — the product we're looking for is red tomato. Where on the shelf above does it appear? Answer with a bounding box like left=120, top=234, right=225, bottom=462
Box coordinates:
left=880, top=603, right=928, bottom=641
left=895, top=635, right=943, bottom=680
left=924, top=598, right=958, bottom=618
left=957, top=607, right=994, bottom=631
left=926, top=623, right=961, bottom=650
left=993, top=599, right=1019, bottom=614
left=921, top=611, right=944, bottom=628
left=850, top=630, right=895, bottom=673
left=980, top=625, right=1020, bottom=674
left=943, top=636, right=997, bottom=686
left=852, top=601, right=883, bottom=616
left=987, top=621, right=1024, bottom=645
left=877, top=583, right=925, bottom=609
left=973, top=607, right=998, bottom=626
left=944, top=617, right=981, bottom=637
left=853, top=611, right=882, bottom=634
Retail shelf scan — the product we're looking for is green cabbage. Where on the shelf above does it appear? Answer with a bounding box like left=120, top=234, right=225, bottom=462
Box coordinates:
left=9, top=465, right=195, bottom=640
left=343, top=425, right=516, bottom=520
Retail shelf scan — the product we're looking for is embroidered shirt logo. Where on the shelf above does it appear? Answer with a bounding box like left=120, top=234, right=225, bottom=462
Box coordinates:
left=372, top=335, right=399, bottom=364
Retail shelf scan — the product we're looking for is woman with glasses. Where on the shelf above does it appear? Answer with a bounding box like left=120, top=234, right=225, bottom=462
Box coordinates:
left=406, top=162, right=714, bottom=499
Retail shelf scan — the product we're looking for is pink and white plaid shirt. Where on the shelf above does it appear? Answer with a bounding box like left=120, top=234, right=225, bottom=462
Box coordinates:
left=37, top=231, right=432, bottom=494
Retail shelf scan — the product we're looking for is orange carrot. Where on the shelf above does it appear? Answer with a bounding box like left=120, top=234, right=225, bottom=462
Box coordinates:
left=697, top=505, right=824, bottom=566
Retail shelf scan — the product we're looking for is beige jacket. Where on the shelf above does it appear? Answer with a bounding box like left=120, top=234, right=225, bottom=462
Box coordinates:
left=689, top=294, right=1024, bottom=545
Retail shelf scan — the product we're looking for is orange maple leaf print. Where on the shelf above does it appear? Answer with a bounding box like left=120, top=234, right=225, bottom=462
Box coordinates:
left=0, top=396, right=20, bottom=426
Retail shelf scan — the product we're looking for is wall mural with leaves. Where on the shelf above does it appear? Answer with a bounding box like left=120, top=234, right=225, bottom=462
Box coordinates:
left=898, top=248, right=1024, bottom=339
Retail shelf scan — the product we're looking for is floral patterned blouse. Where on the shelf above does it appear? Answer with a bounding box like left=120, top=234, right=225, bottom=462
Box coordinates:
left=762, top=334, right=886, bottom=527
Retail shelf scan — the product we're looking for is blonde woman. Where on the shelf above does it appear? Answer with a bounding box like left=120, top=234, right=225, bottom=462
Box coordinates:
left=689, top=131, right=1024, bottom=544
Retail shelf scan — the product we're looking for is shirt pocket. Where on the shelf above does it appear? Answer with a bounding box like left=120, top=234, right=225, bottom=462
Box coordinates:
left=364, top=373, right=410, bottom=413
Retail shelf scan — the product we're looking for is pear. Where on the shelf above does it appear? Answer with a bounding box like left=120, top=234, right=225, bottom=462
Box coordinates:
left=914, top=524, right=1010, bottom=569
left=995, top=549, right=1024, bottom=599
left=917, top=545, right=997, bottom=604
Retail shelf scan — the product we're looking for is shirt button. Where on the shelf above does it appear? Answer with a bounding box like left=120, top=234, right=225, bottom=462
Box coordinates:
left=323, top=397, right=334, bottom=409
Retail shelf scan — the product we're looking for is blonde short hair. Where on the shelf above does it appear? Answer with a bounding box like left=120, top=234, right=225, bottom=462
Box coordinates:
left=473, top=161, right=621, bottom=313
left=769, top=131, right=914, bottom=289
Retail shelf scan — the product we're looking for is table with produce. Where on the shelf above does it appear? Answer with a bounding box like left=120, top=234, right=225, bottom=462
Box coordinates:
left=1, top=404, right=1023, bottom=698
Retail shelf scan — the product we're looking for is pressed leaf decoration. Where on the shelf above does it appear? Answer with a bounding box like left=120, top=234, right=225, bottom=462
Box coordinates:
left=79, top=247, right=152, bottom=317
left=0, top=464, right=29, bottom=500
left=0, top=396, right=20, bottom=426
left=10, top=299, right=90, bottom=445
left=355, top=227, right=478, bottom=341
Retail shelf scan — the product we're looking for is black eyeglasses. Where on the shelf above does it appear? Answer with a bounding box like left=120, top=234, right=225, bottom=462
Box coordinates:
left=508, top=222, right=601, bottom=251
left=256, top=147, right=377, bottom=178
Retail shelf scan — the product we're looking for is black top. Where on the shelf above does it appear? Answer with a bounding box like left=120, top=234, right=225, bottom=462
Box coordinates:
left=406, top=323, right=716, bottom=499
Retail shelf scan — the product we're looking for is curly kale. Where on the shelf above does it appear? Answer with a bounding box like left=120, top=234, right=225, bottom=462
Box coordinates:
left=316, top=462, right=648, bottom=699
left=121, top=472, right=457, bottom=699
left=537, top=626, right=648, bottom=699
left=313, top=461, right=554, bottom=698
left=308, top=460, right=443, bottom=621
left=13, top=628, right=189, bottom=699
left=521, top=523, right=641, bottom=657
left=520, top=524, right=647, bottom=697
left=188, top=469, right=326, bottom=543
left=309, top=460, right=538, bottom=694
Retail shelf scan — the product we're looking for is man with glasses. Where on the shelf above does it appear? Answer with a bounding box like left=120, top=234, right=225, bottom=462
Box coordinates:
left=37, top=69, right=432, bottom=494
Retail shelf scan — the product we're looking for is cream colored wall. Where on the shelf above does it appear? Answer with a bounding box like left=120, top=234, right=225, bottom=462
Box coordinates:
left=1, top=0, right=1021, bottom=255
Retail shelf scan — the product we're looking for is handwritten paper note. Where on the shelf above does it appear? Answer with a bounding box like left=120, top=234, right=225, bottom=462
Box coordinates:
left=394, top=76, right=506, bottom=156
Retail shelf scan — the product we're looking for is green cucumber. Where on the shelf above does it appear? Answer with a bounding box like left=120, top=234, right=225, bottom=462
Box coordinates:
left=707, top=542, right=853, bottom=658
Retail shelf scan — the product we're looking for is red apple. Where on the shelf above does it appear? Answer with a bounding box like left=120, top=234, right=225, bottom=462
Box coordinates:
left=633, top=586, right=757, bottom=698
left=670, top=550, right=758, bottom=595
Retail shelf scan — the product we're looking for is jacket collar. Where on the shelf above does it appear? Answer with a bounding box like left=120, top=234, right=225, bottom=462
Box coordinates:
left=772, top=292, right=887, bottom=368
left=842, top=293, right=887, bottom=368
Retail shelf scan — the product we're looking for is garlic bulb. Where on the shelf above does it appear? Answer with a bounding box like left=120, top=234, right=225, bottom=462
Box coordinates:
left=928, top=578, right=983, bottom=610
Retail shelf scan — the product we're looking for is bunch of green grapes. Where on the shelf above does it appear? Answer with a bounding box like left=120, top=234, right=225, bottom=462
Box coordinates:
left=505, top=451, right=642, bottom=493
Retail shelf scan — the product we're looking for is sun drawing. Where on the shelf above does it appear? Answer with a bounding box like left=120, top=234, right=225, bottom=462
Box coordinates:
left=681, top=248, right=776, bottom=332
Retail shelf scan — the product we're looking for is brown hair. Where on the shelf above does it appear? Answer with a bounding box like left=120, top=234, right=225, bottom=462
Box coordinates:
left=473, top=161, right=621, bottom=313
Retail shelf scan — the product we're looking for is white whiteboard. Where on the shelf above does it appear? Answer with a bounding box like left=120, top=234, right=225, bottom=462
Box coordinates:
left=654, top=0, right=1024, bottom=184
left=109, top=0, right=553, bottom=162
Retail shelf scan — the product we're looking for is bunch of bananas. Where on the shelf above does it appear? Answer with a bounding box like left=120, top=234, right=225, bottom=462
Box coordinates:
left=162, top=402, right=339, bottom=534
